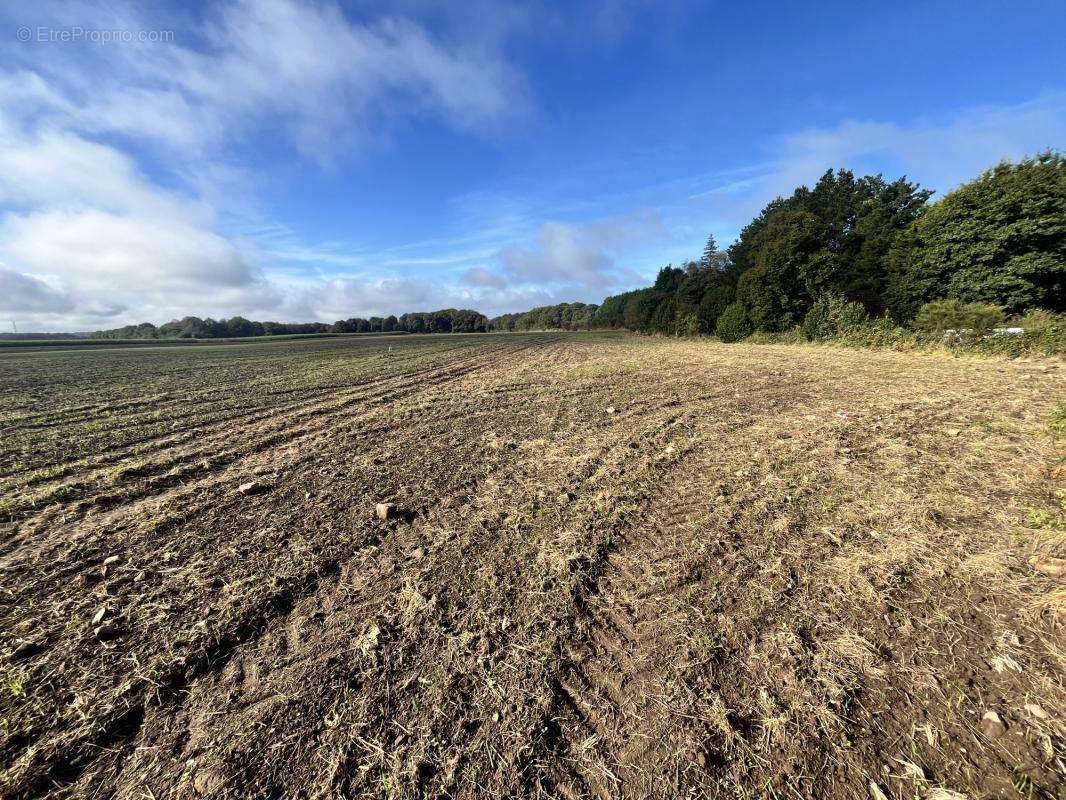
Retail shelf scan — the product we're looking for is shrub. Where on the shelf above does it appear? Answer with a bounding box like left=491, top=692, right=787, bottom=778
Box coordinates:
left=675, top=312, right=701, bottom=337
left=970, top=309, right=1066, bottom=357
left=837, top=317, right=920, bottom=350
left=715, top=302, right=753, bottom=343
left=1016, top=308, right=1065, bottom=334
left=801, top=295, right=870, bottom=340
left=747, top=328, right=806, bottom=345
left=913, top=299, right=1005, bottom=335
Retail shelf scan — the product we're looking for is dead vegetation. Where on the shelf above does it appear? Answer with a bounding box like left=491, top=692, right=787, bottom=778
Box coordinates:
left=0, top=332, right=1063, bottom=799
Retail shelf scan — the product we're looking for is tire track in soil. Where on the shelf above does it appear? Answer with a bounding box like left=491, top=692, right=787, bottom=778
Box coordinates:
left=548, top=461, right=712, bottom=800
left=0, top=343, right=462, bottom=454
left=0, top=339, right=534, bottom=558
left=0, top=338, right=560, bottom=798
left=0, top=339, right=486, bottom=485
left=18, top=367, right=564, bottom=800
left=0, top=337, right=561, bottom=607
left=70, top=349, right=674, bottom=800
left=1, top=341, right=492, bottom=487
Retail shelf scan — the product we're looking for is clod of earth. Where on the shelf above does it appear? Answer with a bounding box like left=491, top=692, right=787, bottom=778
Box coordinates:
left=10, top=640, right=43, bottom=660
left=376, top=502, right=398, bottom=520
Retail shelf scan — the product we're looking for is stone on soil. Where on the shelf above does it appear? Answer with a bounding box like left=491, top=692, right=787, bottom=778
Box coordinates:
left=980, top=710, right=1007, bottom=739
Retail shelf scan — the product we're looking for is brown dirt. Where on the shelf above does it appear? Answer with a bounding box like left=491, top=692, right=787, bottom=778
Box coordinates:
left=0, top=332, right=1063, bottom=799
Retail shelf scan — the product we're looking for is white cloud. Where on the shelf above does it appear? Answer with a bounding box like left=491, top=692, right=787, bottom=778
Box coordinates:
left=0, top=117, right=195, bottom=219
left=7, top=0, right=521, bottom=159
left=776, top=95, right=1066, bottom=196
left=312, top=277, right=438, bottom=319
left=299, top=274, right=609, bottom=321
left=461, top=267, right=508, bottom=289
left=2, top=209, right=259, bottom=290
left=0, top=115, right=271, bottom=328
left=498, top=209, right=666, bottom=290
left=0, top=267, right=73, bottom=313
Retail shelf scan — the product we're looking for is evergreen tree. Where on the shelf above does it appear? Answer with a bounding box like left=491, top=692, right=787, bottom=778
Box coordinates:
left=701, top=234, right=718, bottom=270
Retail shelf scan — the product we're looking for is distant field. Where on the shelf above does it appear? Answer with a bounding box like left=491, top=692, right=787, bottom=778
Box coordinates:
left=0, top=330, right=410, bottom=351
left=0, top=332, right=1063, bottom=799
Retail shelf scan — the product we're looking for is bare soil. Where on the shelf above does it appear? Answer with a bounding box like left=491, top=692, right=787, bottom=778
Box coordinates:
left=1, top=332, right=1063, bottom=799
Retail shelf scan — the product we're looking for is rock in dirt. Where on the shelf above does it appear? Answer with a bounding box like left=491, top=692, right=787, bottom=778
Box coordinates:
left=606, top=406, right=617, bottom=415
left=868, top=780, right=889, bottom=800
left=376, top=502, right=398, bottom=520
left=91, top=606, right=107, bottom=625
left=1031, top=556, right=1066, bottom=578
left=980, top=710, right=1007, bottom=739
left=1025, top=702, right=1048, bottom=720
left=102, top=555, right=121, bottom=566
left=237, top=481, right=268, bottom=496
left=558, top=491, right=575, bottom=506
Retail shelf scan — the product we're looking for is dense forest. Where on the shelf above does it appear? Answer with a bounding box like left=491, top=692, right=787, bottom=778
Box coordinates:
left=592, top=152, right=1063, bottom=340
left=89, top=152, right=1062, bottom=344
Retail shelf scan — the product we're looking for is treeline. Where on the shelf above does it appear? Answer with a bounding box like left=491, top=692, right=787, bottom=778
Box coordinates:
left=395, top=309, right=488, bottom=333
left=594, top=152, right=1064, bottom=341
left=90, top=308, right=489, bottom=339
left=488, top=302, right=598, bottom=331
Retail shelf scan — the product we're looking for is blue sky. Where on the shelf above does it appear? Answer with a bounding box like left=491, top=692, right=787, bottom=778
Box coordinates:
left=1, top=0, right=1064, bottom=329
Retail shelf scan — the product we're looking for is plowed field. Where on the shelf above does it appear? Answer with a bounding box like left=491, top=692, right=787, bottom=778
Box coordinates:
left=1, top=332, right=1063, bottom=799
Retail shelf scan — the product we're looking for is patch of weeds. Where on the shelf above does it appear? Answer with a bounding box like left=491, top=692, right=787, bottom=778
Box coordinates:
left=5, top=672, right=28, bottom=698
left=1024, top=492, right=1066, bottom=532
left=1050, top=402, right=1066, bottom=439
left=1026, top=508, right=1055, bottom=528
left=975, top=419, right=1026, bottom=437
left=1013, top=769, right=1036, bottom=798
